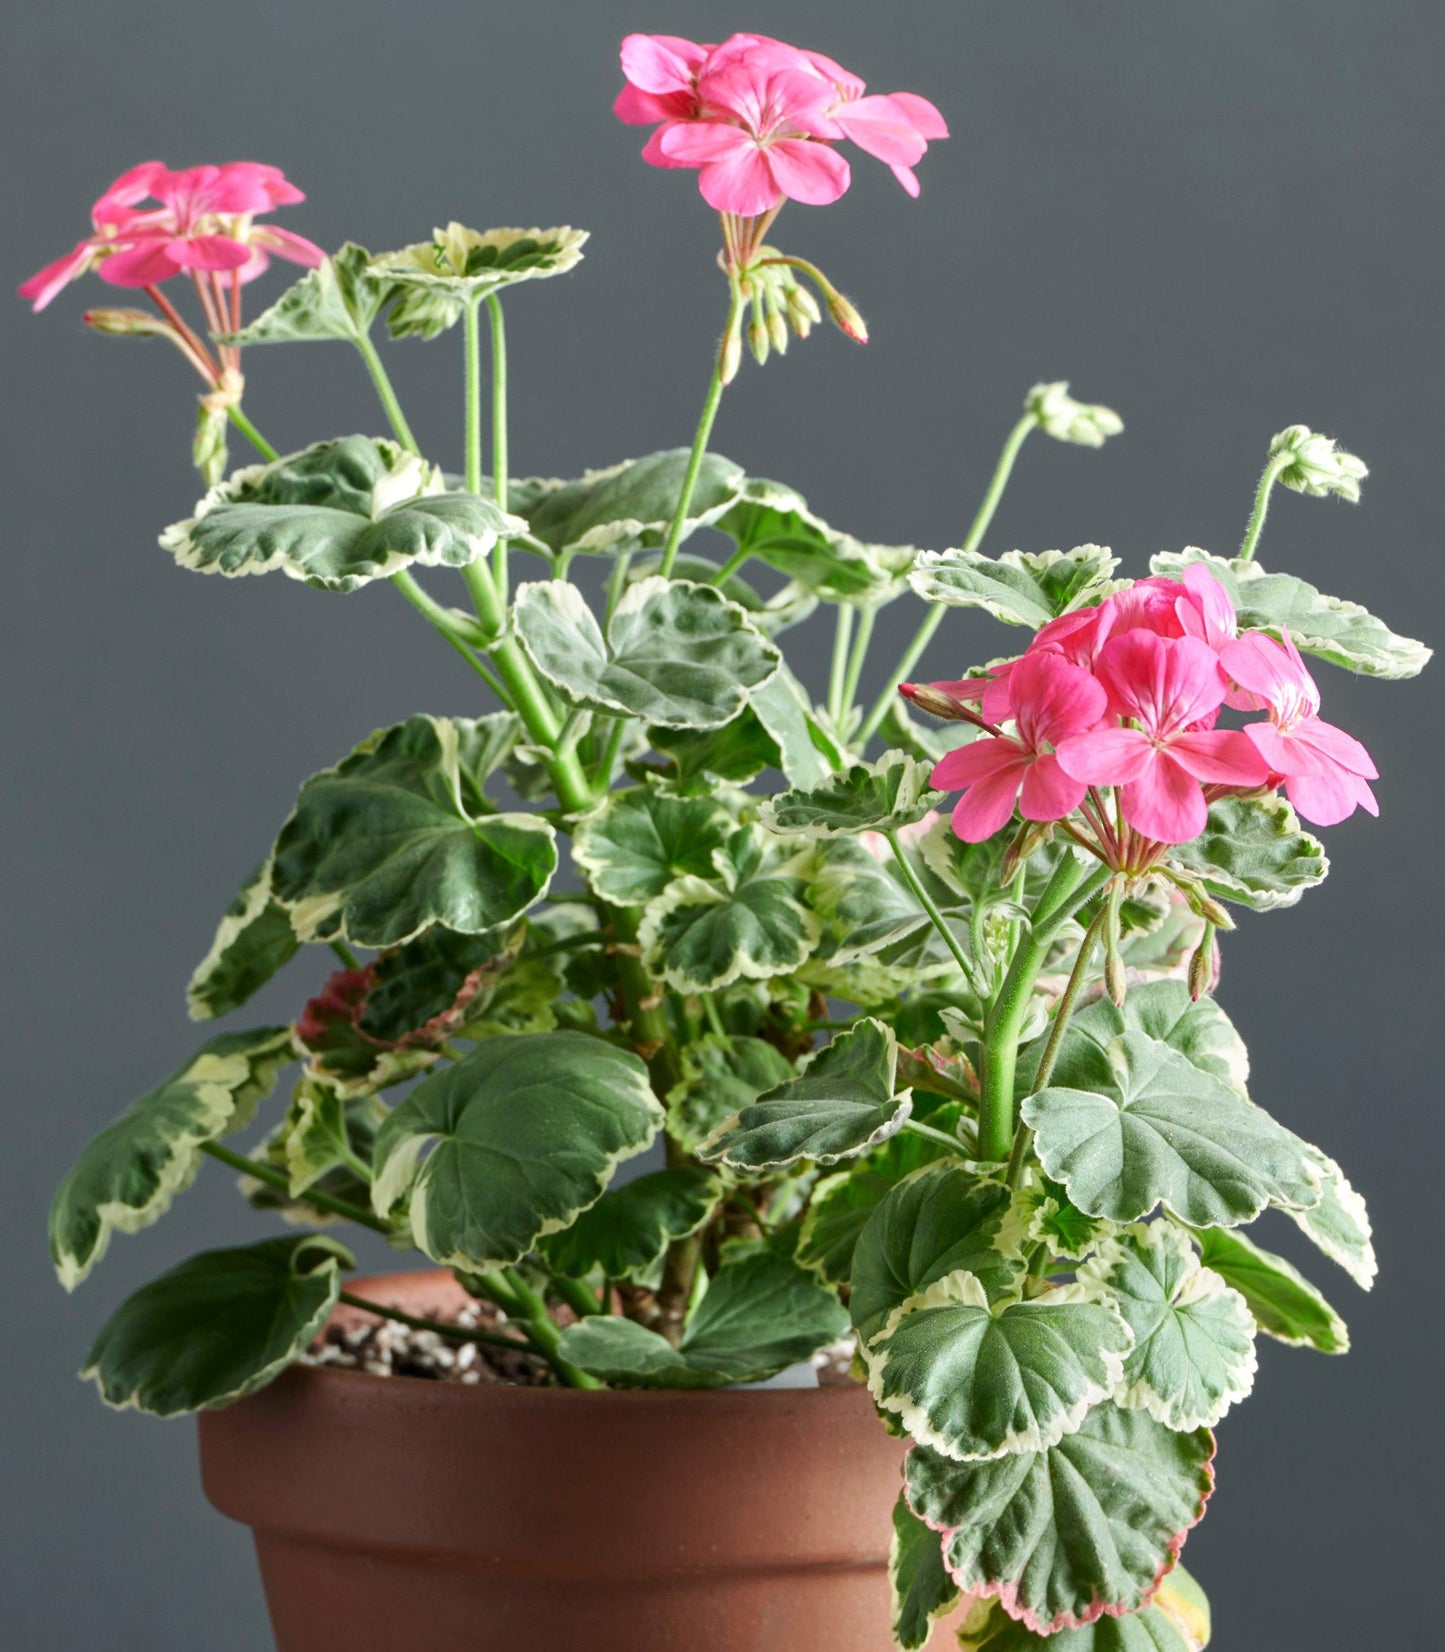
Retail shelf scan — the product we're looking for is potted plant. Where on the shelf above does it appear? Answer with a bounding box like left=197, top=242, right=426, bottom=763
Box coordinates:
left=29, top=29, right=1426, bottom=1652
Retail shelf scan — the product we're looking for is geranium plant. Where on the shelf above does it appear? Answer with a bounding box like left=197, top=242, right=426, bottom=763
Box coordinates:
left=33, top=31, right=1427, bottom=1652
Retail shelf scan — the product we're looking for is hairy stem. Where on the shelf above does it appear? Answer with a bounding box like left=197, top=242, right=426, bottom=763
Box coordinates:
left=487, top=294, right=511, bottom=601
left=499, top=1266, right=601, bottom=1388
left=225, top=404, right=277, bottom=463
left=840, top=604, right=877, bottom=729
left=887, top=828, right=972, bottom=981
left=1237, top=450, right=1292, bottom=563
left=200, top=1141, right=390, bottom=1234
left=828, top=604, right=855, bottom=726
left=354, top=334, right=420, bottom=454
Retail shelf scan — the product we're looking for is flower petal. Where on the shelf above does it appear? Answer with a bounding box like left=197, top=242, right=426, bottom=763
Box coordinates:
left=950, top=766, right=1025, bottom=842
left=764, top=138, right=851, bottom=205
left=1122, top=752, right=1208, bottom=844
left=1055, top=726, right=1154, bottom=786
left=1009, top=650, right=1109, bottom=749
left=697, top=144, right=784, bottom=216
left=18, top=241, right=98, bottom=310
left=251, top=225, right=326, bottom=268
left=1287, top=767, right=1379, bottom=827
left=620, top=33, right=707, bottom=96
left=95, top=238, right=185, bottom=287
left=1019, top=753, right=1087, bottom=822
left=829, top=96, right=928, bottom=166
left=931, top=737, right=1028, bottom=791
left=1095, top=630, right=1228, bottom=736
left=1166, top=729, right=1270, bottom=787
left=168, top=234, right=254, bottom=273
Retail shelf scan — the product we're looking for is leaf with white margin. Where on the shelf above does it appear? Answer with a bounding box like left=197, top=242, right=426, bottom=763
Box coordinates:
left=276, top=1074, right=359, bottom=1196
left=749, top=662, right=845, bottom=788
left=271, top=715, right=558, bottom=948
left=639, top=827, right=819, bottom=993
left=665, top=1034, right=796, bottom=1155
left=970, top=1606, right=1196, bottom=1652
left=905, top=1403, right=1214, bottom=1636
left=370, top=223, right=588, bottom=338
left=644, top=551, right=819, bottom=637
left=698, top=1019, right=912, bottom=1172
left=514, top=576, right=780, bottom=729
left=82, top=1234, right=353, bottom=1417
left=1079, top=1224, right=1256, bottom=1430
left=1150, top=547, right=1430, bottom=679
left=572, top=785, right=732, bottom=905
left=539, top=1166, right=721, bottom=1281
left=223, top=242, right=395, bottom=346
left=186, top=857, right=299, bottom=1021
left=1194, top=1226, right=1348, bottom=1353
left=865, top=1270, right=1134, bottom=1461
left=850, top=1162, right=1020, bottom=1346
left=760, top=749, right=942, bottom=837
left=890, top=1493, right=961, bottom=1650
left=517, top=450, right=744, bottom=558
left=556, top=1250, right=848, bottom=1389
left=1288, top=1150, right=1376, bottom=1289
left=807, top=837, right=962, bottom=972
left=370, top=1031, right=661, bottom=1270
left=1023, top=1031, right=1322, bottom=1228
left=1013, top=1172, right=1117, bottom=1262
left=715, top=476, right=919, bottom=603
left=160, top=436, right=524, bottom=591
left=49, top=1028, right=294, bottom=1290
left=1169, top=796, right=1327, bottom=912
left=1020, top=981, right=1250, bottom=1100
left=908, top=545, right=1119, bottom=628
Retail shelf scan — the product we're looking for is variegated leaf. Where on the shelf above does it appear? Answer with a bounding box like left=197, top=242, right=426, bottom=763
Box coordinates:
left=371, top=223, right=588, bottom=337
left=573, top=785, right=732, bottom=905
left=1288, top=1150, right=1376, bottom=1289
left=665, top=1034, right=796, bottom=1155
left=1169, top=796, right=1327, bottom=911
left=890, top=1493, right=961, bottom=1650
left=540, top=1167, right=721, bottom=1281
left=223, top=242, right=395, bottom=346
left=186, top=857, right=299, bottom=1021
left=517, top=450, right=744, bottom=558
left=759, top=749, right=942, bottom=837
left=1194, top=1226, right=1348, bottom=1354
left=908, top=545, right=1119, bottom=628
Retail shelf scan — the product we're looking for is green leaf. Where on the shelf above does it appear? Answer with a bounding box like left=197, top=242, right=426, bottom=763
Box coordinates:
left=647, top=712, right=778, bottom=792
left=639, top=827, right=819, bottom=993
left=905, top=1403, right=1214, bottom=1636
left=274, top=1075, right=362, bottom=1195
left=160, top=437, right=523, bottom=591
left=665, top=1034, right=796, bottom=1155
left=865, top=1270, right=1134, bottom=1460
left=699, top=1019, right=912, bottom=1171
left=357, top=926, right=514, bottom=1045
left=82, top=1235, right=353, bottom=1417
left=557, top=1251, right=848, bottom=1388
left=972, top=1607, right=1196, bottom=1652
left=1169, top=796, right=1327, bottom=911
left=1194, top=1226, right=1348, bottom=1353
left=798, top=1128, right=960, bottom=1284
left=1079, top=1224, right=1257, bottom=1429
left=808, top=838, right=938, bottom=968
left=540, top=1167, right=721, bottom=1281
left=370, top=1032, right=662, bottom=1270
left=186, top=857, right=300, bottom=1021
left=1150, top=548, right=1431, bottom=679
left=518, top=450, right=745, bottom=558
left=890, top=1494, right=961, bottom=1651
left=573, top=786, right=732, bottom=905
left=1024, top=1031, right=1323, bottom=1227
left=514, top=576, right=780, bottom=729
left=715, top=477, right=918, bottom=603
left=909, top=545, right=1119, bottom=628
left=760, top=750, right=941, bottom=838
left=850, top=1162, right=1018, bottom=1346
left=748, top=664, right=845, bottom=788
left=223, top=242, right=395, bottom=346
left=271, top=715, right=558, bottom=947
left=371, top=223, right=588, bottom=338
left=49, top=1028, right=294, bottom=1289
left=1288, top=1150, right=1376, bottom=1289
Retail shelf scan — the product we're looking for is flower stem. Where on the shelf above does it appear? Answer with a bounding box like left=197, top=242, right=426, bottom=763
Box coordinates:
left=335, top=1292, right=549, bottom=1359
left=498, top=1266, right=601, bottom=1388
left=977, top=858, right=1111, bottom=1163
left=226, top=405, right=277, bottom=463
left=354, top=334, right=420, bottom=454
left=709, top=544, right=753, bottom=587
left=887, top=828, right=972, bottom=981
left=657, top=281, right=743, bottom=580
left=1237, top=451, right=1292, bottom=563
left=858, top=411, right=1040, bottom=746
left=841, top=605, right=876, bottom=727
left=487, top=294, right=511, bottom=602
left=389, top=570, right=512, bottom=703
left=903, top=1118, right=968, bottom=1153
left=464, top=298, right=485, bottom=495
left=828, top=605, right=855, bottom=725
left=200, top=1141, right=391, bottom=1234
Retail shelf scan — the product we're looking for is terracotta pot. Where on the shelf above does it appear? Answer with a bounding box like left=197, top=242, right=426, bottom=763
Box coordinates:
left=199, top=1270, right=955, bottom=1652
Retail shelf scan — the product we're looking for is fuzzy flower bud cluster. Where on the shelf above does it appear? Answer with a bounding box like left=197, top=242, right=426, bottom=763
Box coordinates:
left=1268, top=424, right=1369, bottom=503
left=1026, top=381, right=1125, bottom=448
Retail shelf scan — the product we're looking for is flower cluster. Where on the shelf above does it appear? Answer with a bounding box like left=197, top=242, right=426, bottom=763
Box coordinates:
left=615, top=32, right=947, bottom=216
left=20, top=161, right=322, bottom=311
left=922, top=566, right=1378, bottom=853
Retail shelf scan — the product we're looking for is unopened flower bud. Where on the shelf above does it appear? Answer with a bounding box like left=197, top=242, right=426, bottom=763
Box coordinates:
left=193, top=399, right=230, bottom=487
left=84, top=307, right=173, bottom=339
left=1268, top=424, right=1369, bottom=503
left=899, top=680, right=980, bottom=722
left=1188, top=925, right=1217, bottom=1002
left=1026, top=381, right=1124, bottom=447
left=1003, top=819, right=1053, bottom=883
left=1106, top=946, right=1127, bottom=1008
left=748, top=315, right=770, bottom=366
left=827, top=290, right=869, bottom=344
left=788, top=285, right=822, bottom=328
left=767, top=308, right=789, bottom=354
left=719, top=318, right=744, bottom=385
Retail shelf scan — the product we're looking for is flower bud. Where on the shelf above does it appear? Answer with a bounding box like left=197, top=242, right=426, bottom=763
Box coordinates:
left=1003, top=819, right=1053, bottom=883
left=718, top=317, right=744, bottom=385
left=900, top=680, right=979, bottom=721
left=1268, top=424, right=1369, bottom=503
left=748, top=315, right=770, bottom=366
left=193, top=399, right=230, bottom=488
left=83, top=307, right=173, bottom=339
left=767, top=307, right=789, bottom=354
left=826, top=290, right=869, bottom=344
left=1026, top=381, right=1124, bottom=447
left=1188, top=925, right=1217, bottom=1002
left=788, top=285, right=822, bottom=329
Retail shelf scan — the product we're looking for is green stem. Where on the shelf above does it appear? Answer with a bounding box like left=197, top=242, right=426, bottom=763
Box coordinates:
left=390, top=570, right=512, bottom=704
left=708, top=544, right=752, bottom=587
left=657, top=281, right=743, bottom=580
left=487, top=294, right=511, bottom=601
left=858, top=412, right=1040, bottom=745
left=887, top=829, right=972, bottom=981
left=354, top=334, right=420, bottom=454
left=1237, top=451, right=1292, bottom=563
left=329, top=939, right=361, bottom=970
left=603, top=552, right=634, bottom=628
left=828, top=605, right=855, bottom=726
left=226, top=404, right=278, bottom=462
left=977, top=858, right=1111, bottom=1162
left=337, top=1292, right=548, bottom=1359
left=591, top=717, right=628, bottom=792
left=840, top=605, right=876, bottom=728
left=701, top=994, right=727, bottom=1037
left=464, top=297, right=485, bottom=495
left=200, top=1141, right=390, bottom=1234
left=547, top=1272, right=603, bottom=1320
left=499, top=1266, right=600, bottom=1388
left=904, top=1118, right=967, bottom=1154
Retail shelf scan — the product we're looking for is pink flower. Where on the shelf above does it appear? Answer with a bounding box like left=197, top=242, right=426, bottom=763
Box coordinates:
left=19, top=161, right=320, bottom=310
left=1221, top=631, right=1379, bottom=826
left=1057, top=632, right=1269, bottom=844
left=931, top=652, right=1108, bottom=842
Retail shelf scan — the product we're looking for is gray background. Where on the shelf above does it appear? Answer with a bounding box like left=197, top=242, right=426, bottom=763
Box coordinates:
left=2, top=2, right=1440, bottom=1647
